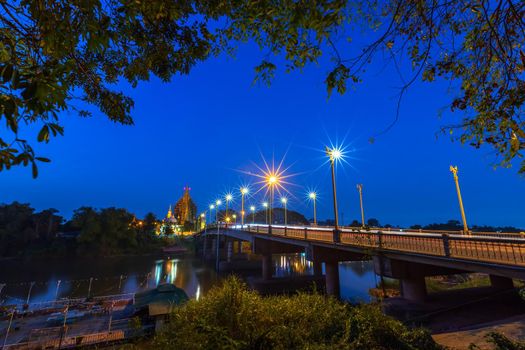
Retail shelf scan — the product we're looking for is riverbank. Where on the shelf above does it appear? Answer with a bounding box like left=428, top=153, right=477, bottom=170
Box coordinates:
left=433, top=314, right=525, bottom=349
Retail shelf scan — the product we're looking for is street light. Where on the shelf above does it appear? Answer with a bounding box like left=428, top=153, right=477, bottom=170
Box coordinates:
left=225, top=193, right=233, bottom=225
left=356, top=184, right=365, bottom=229
left=250, top=205, right=256, bottom=224
left=308, top=192, right=317, bottom=226
left=326, top=146, right=341, bottom=230
left=232, top=214, right=237, bottom=225
left=240, top=187, right=249, bottom=227
left=215, top=199, right=221, bottom=270
left=450, top=166, right=469, bottom=235
left=209, top=204, right=215, bottom=226
left=262, top=201, right=269, bottom=225
left=266, top=174, right=280, bottom=224
left=281, top=197, right=288, bottom=226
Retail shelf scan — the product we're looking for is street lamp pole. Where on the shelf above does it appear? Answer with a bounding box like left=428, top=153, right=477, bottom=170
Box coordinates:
left=263, top=202, right=268, bottom=225
left=281, top=197, right=288, bottom=226
left=450, top=166, right=469, bottom=235
left=240, top=188, right=248, bottom=227
left=309, top=192, right=317, bottom=226
left=215, top=200, right=221, bottom=270
left=326, top=146, right=340, bottom=230
left=357, top=184, right=365, bottom=228
left=250, top=206, right=256, bottom=224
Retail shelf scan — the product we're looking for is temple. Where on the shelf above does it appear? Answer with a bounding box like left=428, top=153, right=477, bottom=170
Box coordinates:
left=160, top=186, right=197, bottom=235
left=173, top=186, right=197, bottom=227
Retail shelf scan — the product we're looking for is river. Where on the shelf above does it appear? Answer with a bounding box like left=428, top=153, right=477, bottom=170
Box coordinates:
left=0, top=253, right=378, bottom=307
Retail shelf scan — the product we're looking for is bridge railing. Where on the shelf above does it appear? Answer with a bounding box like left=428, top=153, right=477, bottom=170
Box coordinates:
left=232, top=224, right=525, bottom=267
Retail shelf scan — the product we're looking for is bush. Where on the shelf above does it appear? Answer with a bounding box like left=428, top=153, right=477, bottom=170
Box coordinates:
left=153, top=276, right=443, bottom=350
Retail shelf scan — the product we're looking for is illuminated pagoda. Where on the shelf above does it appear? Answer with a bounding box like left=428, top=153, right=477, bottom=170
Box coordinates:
left=173, top=186, right=197, bottom=232
left=159, top=205, right=179, bottom=235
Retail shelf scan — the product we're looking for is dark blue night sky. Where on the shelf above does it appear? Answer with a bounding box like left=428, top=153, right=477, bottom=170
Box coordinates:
left=1, top=42, right=523, bottom=228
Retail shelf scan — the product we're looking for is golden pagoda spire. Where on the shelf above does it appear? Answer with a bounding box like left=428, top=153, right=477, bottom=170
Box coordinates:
left=167, top=205, right=172, bottom=219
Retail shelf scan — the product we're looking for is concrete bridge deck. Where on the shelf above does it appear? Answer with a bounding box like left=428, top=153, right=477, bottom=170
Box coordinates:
left=198, top=224, right=525, bottom=301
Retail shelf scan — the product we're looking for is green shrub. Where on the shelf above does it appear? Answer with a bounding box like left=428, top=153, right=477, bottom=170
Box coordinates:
left=153, top=276, right=443, bottom=350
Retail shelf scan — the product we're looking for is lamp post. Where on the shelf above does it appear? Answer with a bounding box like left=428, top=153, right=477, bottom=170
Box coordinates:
left=356, top=184, right=365, bottom=228
left=326, top=146, right=341, bottom=230
left=266, top=175, right=279, bottom=224
left=240, top=187, right=248, bottom=227
left=450, top=166, right=469, bottom=235
left=309, top=192, right=317, bottom=226
left=232, top=214, right=237, bottom=225
left=215, top=199, right=221, bottom=270
left=200, top=213, right=205, bottom=231
left=262, top=202, right=269, bottom=225
left=281, top=197, right=288, bottom=226
left=208, top=204, right=215, bottom=228
left=250, top=205, right=256, bottom=224
left=225, top=194, right=233, bottom=225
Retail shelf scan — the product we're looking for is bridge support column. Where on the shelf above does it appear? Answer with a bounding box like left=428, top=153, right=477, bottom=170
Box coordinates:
left=211, top=238, right=217, bottom=257
left=400, top=276, right=427, bottom=303
left=202, top=236, right=207, bottom=257
left=227, top=241, right=233, bottom=262
left=490, top=275, right=514, bottom=290
left=313, top=260, right=323, bottom=276
left=237, top=240, right=242, bottom=254
left=262, top=254, right=273, bottom=280
left=325, top=261, right=340, bottom=298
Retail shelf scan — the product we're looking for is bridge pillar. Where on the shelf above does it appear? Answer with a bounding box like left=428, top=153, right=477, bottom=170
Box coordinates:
left=262, top=254, right=273, bottom=280
left=489, top=275, right=514, bottom=290
left=211, top=238, right=217, bottom=257
left=313, top=260, right=323, bottom=276
left=400, top=276, right=427, bottom=303
left=325, top=261, right=340, bottom=298
left=202, top=236, right=207, bottom=257
left=237, top=240, right=242, bottom=254
left=227, top=241, right=233, bottom=262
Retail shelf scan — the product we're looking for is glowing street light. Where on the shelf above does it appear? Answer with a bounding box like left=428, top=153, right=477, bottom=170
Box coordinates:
left=266, top=174, right=280, bottom=224
left=450, top=166, right=469, bottom=235
left=281, top=197, right=288, bottom=226
left=225, top=193, right=233, bottom=224
left=250, top=205, right=256, bottom=224
left=209, top=204, right=215, bottom=226
left=262, top=201, right=269, bottom=225
left=356, top=184, right=365, bottom=229
left=308, top=192, right=317, bottom=226
left=326, top=146, right=341, bottom=230
left=232, top=214, right=237, bottom=225
left=240, top=187, right=249, bottom=226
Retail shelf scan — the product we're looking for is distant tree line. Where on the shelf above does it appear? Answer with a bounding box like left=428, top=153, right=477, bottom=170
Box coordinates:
left=0, top=202, right=161, bottom=258
left=318, top=218, right=523, bottom=233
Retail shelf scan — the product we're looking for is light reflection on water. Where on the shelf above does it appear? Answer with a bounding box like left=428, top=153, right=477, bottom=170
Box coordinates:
left=0, top=254, right=377, bottom=306
left=272, top=253, right=376, bottom=303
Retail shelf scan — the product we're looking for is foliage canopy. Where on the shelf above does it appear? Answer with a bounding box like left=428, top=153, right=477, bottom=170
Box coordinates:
left=1, top=0, right=524, bottom=175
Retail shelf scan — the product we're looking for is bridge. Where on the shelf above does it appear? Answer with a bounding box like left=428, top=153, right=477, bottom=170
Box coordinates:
left=199, top=224, right=525, bottom=302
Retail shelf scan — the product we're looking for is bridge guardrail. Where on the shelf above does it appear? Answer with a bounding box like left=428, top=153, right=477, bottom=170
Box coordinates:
left=229, top=224, right=525, bottom=267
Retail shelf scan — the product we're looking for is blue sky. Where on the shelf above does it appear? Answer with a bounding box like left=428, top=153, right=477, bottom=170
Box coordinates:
left=1, top=42, right=523, bottom=228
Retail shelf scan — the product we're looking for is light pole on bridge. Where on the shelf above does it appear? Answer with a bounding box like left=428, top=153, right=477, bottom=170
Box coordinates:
left=240, top=187, right=248, bottom=227
left=450, top=165, right=470, bottom=235
left=309, top=191, right=317, bottom=226
left=326, top=146, right=341, bottom=231
left=356, top=184, right=365, bottom=229
left=215, top=199, right=222, bottom=270
left=281, top=197, right=288, bottom=225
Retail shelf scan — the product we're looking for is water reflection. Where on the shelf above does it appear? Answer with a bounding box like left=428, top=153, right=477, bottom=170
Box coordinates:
left=273, top=253, right=314, bottom=277
left=0, top=254, right=378, bottom=307
left=272, top=253, right=377, bottom=303
left=0, top=256, right=217, bottom=307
